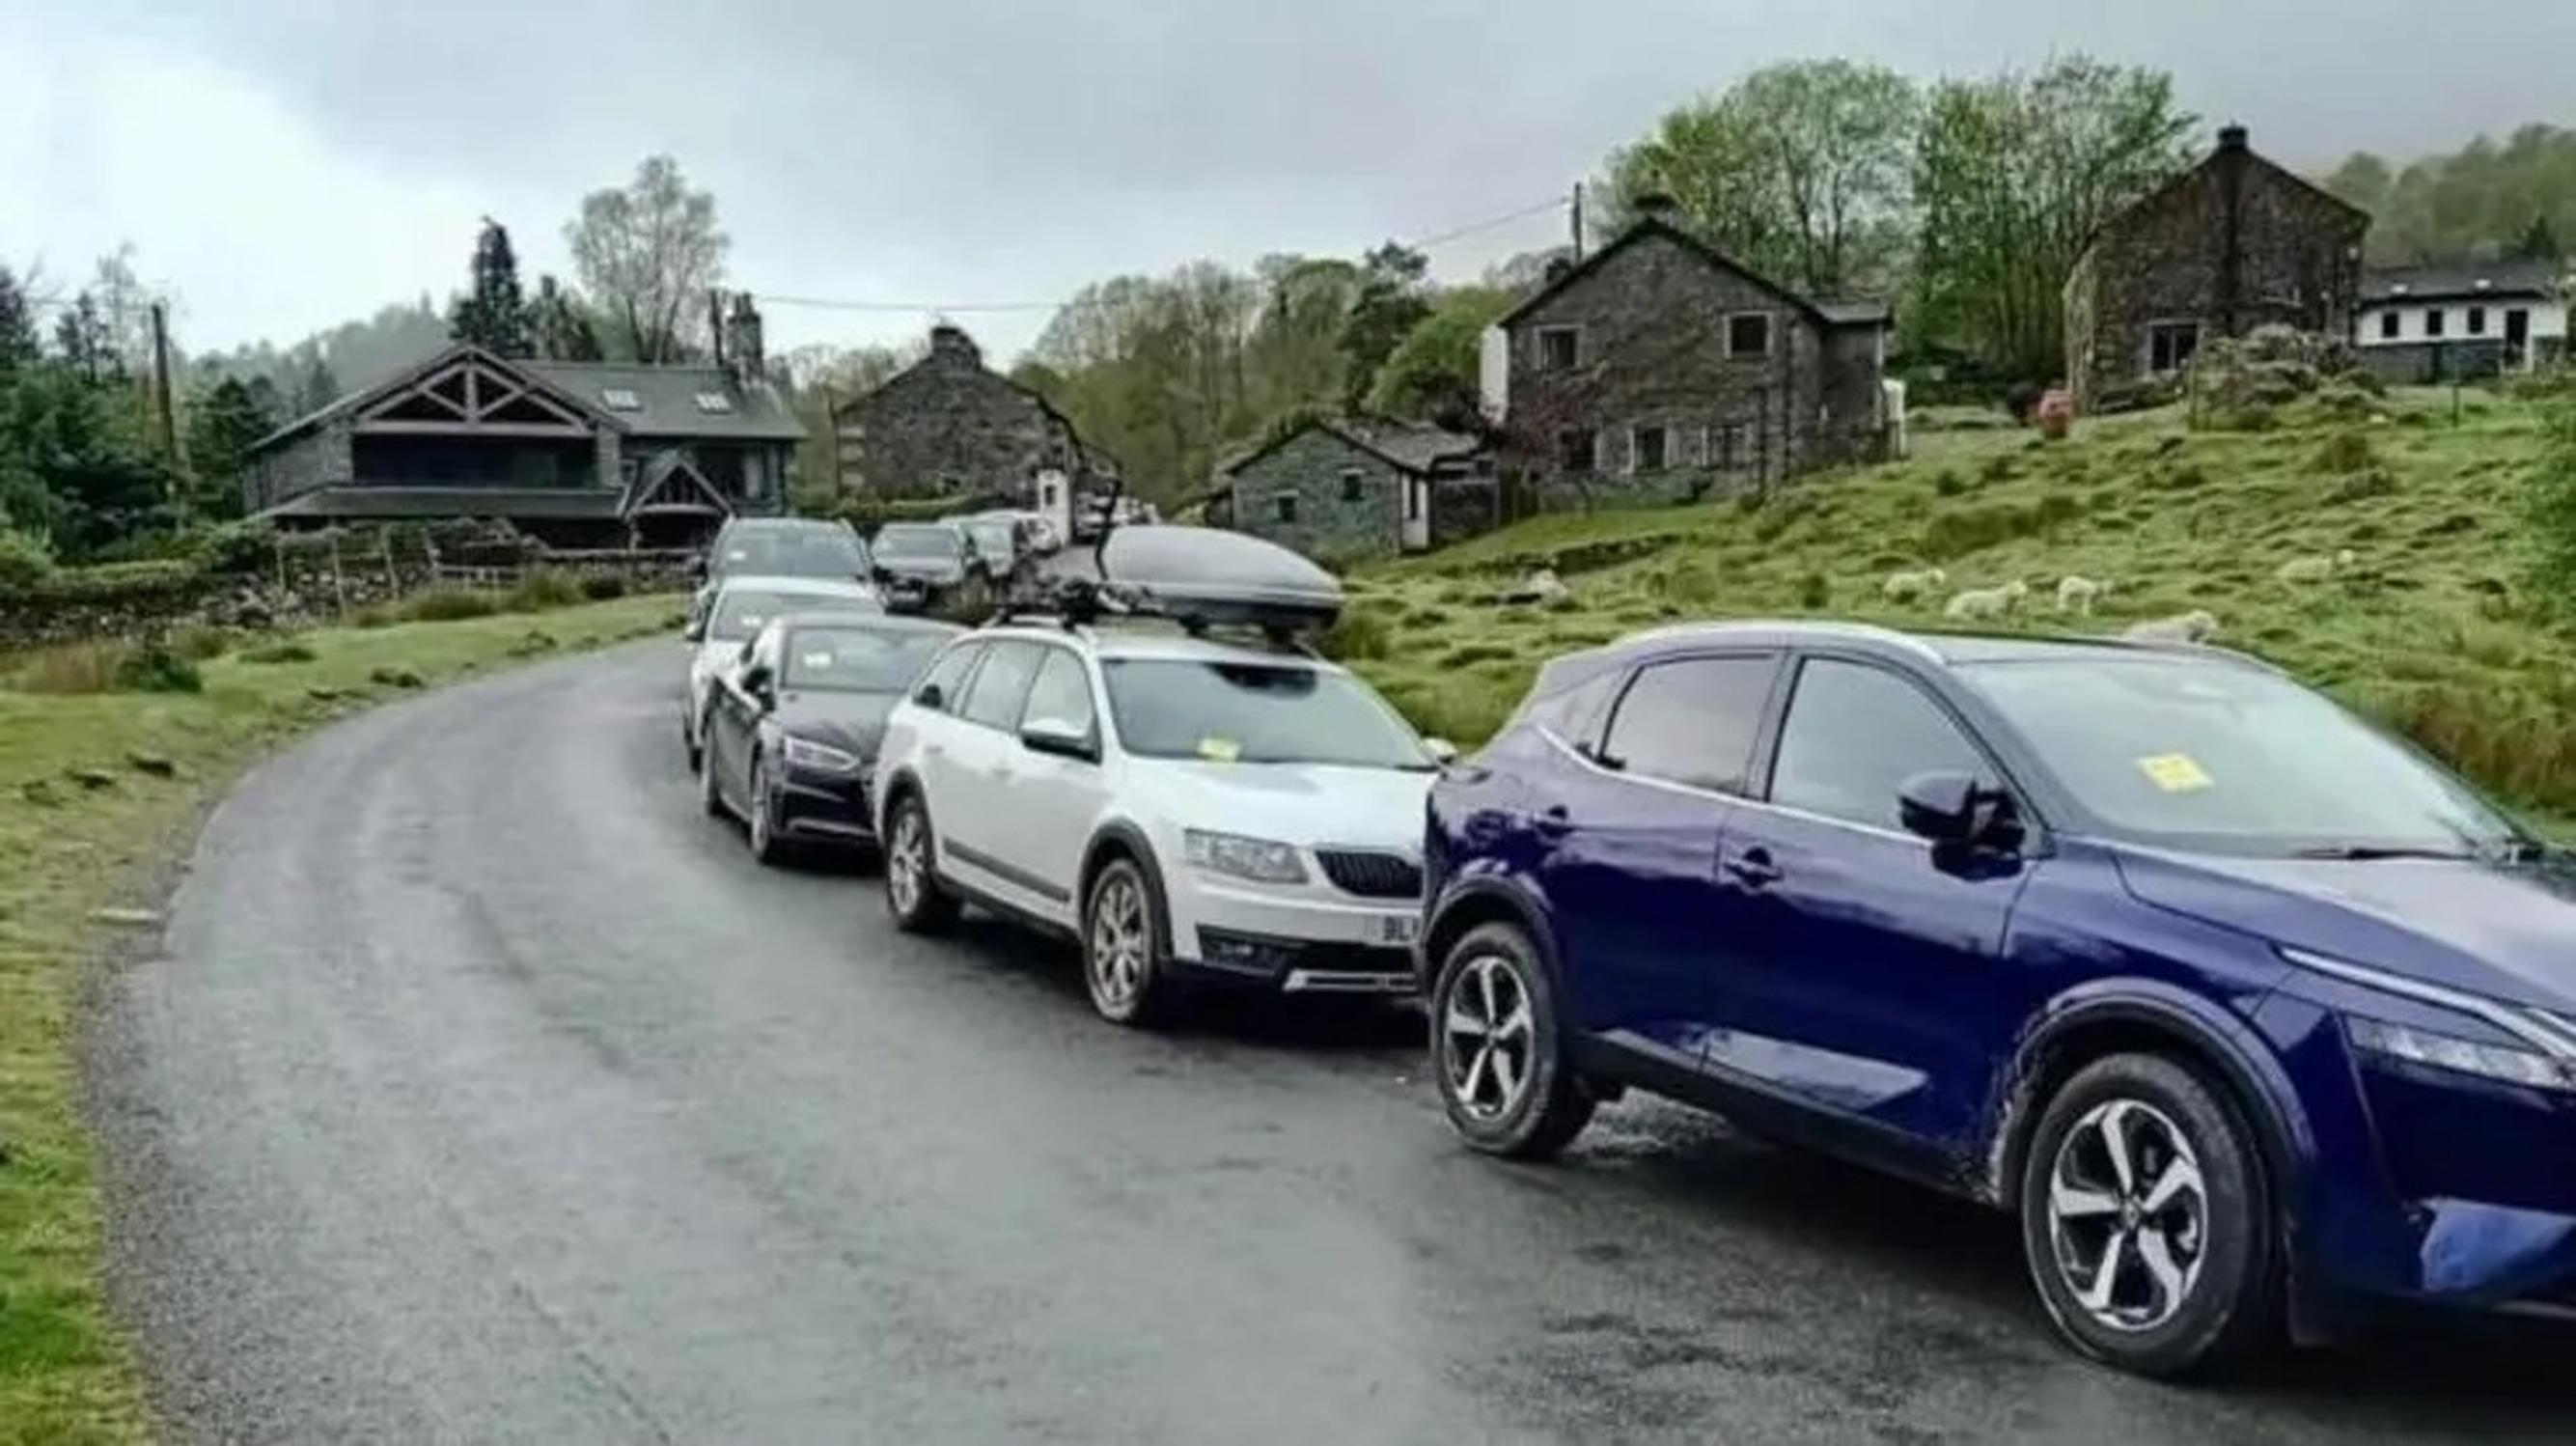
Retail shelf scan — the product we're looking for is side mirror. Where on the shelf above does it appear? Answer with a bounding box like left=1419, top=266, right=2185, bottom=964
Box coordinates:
left=1020, top=716, right=1098, bottom=763
left=1897, top=770, right=2019, bottom=848
left=739, top=662, right=776, bottom=709
left=914, top=682, right=945, bottom=711
left=681, top=618, right=706, bottom=643
left=1424, top=737, right=1458, bottom=765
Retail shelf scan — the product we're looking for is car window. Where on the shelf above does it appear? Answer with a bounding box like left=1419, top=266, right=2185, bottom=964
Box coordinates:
left=1769, top=658, right=1988, bottom=830
left=1100, top=659, right=1430, bottom=769
left=957, top=640, right=1042, bottom=729
left=782, top=626, right=952, bottom=692
left=710, top=587, right=870, bottom=643
left=1019, top=648, right=1096, bottom=736
left=914, top=642, right=982, bottom=710
left=712, top=525, right=869, bottom=582
left=1600, top=655, right=1777, bottom=793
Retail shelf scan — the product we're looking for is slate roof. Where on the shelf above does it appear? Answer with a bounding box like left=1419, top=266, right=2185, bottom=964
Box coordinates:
left=1216, top=416, right=1482, bottom=482
left=1493, top=214, right=1858, bottom=331
left=2362, top=259, right=2562, bottom=304
left=522, top=359, right=805, bottom=441
left=257, top=486, right=625, bottom=522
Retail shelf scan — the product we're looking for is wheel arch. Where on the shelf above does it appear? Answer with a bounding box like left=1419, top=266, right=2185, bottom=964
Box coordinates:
left=875, top=765, right=925, bottom=837
left=1079, top=820, right=1172, bottom=936
left=1421, top=876, right=1565, bottom=997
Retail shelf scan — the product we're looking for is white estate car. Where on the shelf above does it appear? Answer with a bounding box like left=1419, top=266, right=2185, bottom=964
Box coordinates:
left=681, top=573, right=882, bottom=772
left=871, top=621, right=1446, bottom=1024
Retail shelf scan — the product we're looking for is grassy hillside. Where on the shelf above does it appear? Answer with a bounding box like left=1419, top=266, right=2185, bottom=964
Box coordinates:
left=0, top=594, right=681, bottom=1444
left=1336, top=383, right=2576, bottom=820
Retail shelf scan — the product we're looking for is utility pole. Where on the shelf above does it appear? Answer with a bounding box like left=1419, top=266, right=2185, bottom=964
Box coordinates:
left=1569, top=182, right=1585, bottom=263
left=149, top=301, right=178, bottom=474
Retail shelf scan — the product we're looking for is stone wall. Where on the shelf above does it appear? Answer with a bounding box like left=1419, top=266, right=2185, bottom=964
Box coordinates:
left=245, top=415, right=353, bottom=513
left=2067, top=140, right=2368, bottom=407
left=1503, top=227, right=1856, bottom=500
left=1228, top=429, right=1406, bottom=564
left=1429, top=475, right=1500, bottom=548
left=835, top=327, right=1085, bottom=501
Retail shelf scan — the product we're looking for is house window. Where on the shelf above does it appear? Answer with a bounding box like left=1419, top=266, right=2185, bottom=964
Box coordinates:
left=692, top=391, right=735, bottom=413
left=1404, top=478, right=1425, bottom=522
left=2468, top=306, right=2487, bottom=336
left=1537, top=326, right=1580, bottom=372
left=2424, top=308, right=2446, bottom=339
left=1272, top=493, right=1298, bottom=525
left=1631, top=425, right=1669, bottom=473
left=2147, top=321, right=2202, bottom=374
left=600, top=387, right=643, bottom=411
left=2378, top=310, right=2400, bottom=340
left=1557, top=428, right=1597, bottom=473
left=1726, top=313, right=1773, bottom=357
left=1339, top=467, right=1365, bottom=503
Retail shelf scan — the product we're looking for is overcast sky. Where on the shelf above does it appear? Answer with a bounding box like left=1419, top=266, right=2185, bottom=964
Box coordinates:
left=7, top=0, right=2571, bottom=366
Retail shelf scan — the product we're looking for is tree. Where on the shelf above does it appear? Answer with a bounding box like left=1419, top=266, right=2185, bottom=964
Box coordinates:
left=2517, top=213, right=2565, bottom=263
left=55, top=292, right=108, bottom=384
left=0, top=265, right=38, bottom=377
left=1601, top=60, right=1921, bottom=298
left=1365, top=287, right=1512, bottom=420
left=565, top=154, right=729, bottom=363
left=2324, top=124, right=2576, bottom=264
left=1339, top=242, right=1432, bottom=411
left=182, top=375, right=275, bottom=518
left=529, top=274, right=604, bottom=361
left=448, top=218, right=533, bottom=355
left=0, top=366, right=177, bottom=555
left=291, top=356, right=339, bottom=416
left=1911, top=57, right=2196, bottom=381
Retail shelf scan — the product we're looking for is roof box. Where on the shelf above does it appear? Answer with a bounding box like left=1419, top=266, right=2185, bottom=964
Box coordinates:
left=1100, top=525, right=1343, bottom=633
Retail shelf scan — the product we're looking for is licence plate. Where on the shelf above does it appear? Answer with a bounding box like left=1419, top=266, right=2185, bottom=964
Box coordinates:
left=1377, top=913, right=1420, bottom=945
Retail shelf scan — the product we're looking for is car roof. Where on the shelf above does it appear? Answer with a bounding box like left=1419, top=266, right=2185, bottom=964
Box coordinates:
left=1594, top=619, right=2263, bottom=670
left=717, top=515, right=850, bottom=534
left=967, top=621, right=1330, bottom=669
left=713, top=573, right=880, bottom=599
left=765, top=610, right=959, bottom=635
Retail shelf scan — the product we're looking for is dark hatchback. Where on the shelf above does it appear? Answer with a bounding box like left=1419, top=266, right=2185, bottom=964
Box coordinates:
left=870, top=523, right=984, bottom=616
left=687, top=517, right=874, bottom=628
left=700, top=613, right=962, bottom=863
left=1421, top=621, right=2576, bottom=1376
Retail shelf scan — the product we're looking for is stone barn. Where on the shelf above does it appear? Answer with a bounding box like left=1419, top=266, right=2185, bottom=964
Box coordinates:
left=830, top=324, right=1119, bottom=504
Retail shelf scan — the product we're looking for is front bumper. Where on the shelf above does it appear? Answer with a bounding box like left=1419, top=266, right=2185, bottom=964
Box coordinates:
left=1165, top=874, right=1422, bottom=995
left=774, top=770, right=874, bottom=847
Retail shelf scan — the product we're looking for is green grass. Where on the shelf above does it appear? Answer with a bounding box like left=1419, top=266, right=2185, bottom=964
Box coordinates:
left=1346, top=388, right=2576, bottom=825
left=0, top=592, right=681, bottom=1444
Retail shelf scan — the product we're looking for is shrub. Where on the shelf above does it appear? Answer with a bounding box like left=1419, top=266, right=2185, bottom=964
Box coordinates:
left=195, top=518, right=279, bottom=575
left=405, top=588, right=500, bottom=623
left=1796, top=571, right=1830, bottom=609
left=1318, top=608, right=1390, bottom=661
left=113, top=640, right=203, bottom=694
left=170, top=623, right=237, bottom=661
left=578, top=572, right=628, bottom=601
left=8, top=640, right=131, bottom=694
left=0, top=528, right=56, bottom=591
left=504, top=568, right=584, bottom=612
left=241, top=639, right=319, bottom=665
left=1931, top=469, right=1966, bottom=498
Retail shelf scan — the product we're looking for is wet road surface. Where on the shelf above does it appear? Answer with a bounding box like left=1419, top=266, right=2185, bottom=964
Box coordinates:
left=86, top=641, right=2576, bottom=1443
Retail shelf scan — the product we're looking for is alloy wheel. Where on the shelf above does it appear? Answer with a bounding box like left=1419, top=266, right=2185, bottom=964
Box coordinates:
left=888, top=807, right=925, bottom=915
left=2047, top=1098, right=2209, bottom=1333
left=1442, top=953, right=1536, bottom=1123
left=747, top=758, right=774, bottom=856
left=1088, top=874, right=1149, bottom=1009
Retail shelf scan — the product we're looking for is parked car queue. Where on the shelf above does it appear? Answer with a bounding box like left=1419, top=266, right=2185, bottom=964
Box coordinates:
left=673, top=527, right=2576, bottom=1383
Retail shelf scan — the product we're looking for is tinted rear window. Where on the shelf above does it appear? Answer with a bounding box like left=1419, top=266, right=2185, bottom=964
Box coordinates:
left=1601, top=655, right=1777, bottom=793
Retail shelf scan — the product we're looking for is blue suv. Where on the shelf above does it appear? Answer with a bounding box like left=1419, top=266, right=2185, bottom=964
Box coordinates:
left=1420, top=621, right=2576, bottom=1376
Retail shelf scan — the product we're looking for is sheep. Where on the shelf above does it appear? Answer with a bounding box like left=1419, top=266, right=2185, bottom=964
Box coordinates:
left=2055, top=574, right=2112, bottom=615
left=1943, top=579, right=2029, bottom=620
left=1881, top=567, right=1948, bottom=603
left=2274, top=549, right=2358, bottom=585
left=2122, top=609, right=2222, bottom=645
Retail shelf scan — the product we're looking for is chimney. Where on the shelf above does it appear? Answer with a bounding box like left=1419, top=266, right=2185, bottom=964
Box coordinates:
left=726, top=292, right=765, bottom=379
left=2217, top=124, right=2249, bottom=153
left=928, top=322, right=981, bottom=367
left=1542, top=256, right=1575, bottom=284
left=707, top=290, right=727, bottom=371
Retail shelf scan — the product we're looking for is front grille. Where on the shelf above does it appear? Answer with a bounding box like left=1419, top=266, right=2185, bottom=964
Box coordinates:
left=1315, top=848, right=1423, bottom=900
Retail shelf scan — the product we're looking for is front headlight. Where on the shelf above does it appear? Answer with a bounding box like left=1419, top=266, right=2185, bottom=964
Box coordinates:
left=2346, top=1016, right=2576, bottom=1094
left=782, top=736, right=863, bottom=775
left=1183, top=829, right=1308, bottom=884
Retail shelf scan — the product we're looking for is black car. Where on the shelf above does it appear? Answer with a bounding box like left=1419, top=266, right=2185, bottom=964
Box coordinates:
left=687, top=517, right=875, bottom=629
left=870, top=523, right=987, bottom=617
left=698, top=613, right=964, bottom=863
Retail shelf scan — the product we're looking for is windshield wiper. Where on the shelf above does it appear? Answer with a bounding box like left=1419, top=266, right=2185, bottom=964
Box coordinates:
left=2291, top=845, right=2478, bottom=861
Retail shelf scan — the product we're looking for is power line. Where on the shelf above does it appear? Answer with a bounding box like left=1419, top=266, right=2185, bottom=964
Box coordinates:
left=752, top=193, right=1568, bottom=319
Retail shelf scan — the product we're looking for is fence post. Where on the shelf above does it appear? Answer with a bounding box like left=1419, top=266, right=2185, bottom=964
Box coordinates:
left=327, top=532, right=347, bottom=617
left=378, top=530, right=397, bottom=597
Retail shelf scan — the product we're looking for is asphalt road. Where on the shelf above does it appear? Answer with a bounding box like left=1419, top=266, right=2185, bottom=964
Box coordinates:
left=86, top=641, right=2576, bottom=1444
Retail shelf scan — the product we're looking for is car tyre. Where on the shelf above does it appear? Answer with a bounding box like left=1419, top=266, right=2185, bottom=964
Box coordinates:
left=698, top=736, right=728, bottom=818
left=1431, top=922, right=1594, bottom=1159
left=1081, top=855, right=1174, bottom=1028
left=2018, top=1052, right=2279, bottom=1379
left=745, top=751, right=785, bottom=866
left=884, top=792, right=959, bottom=933
left=683, top=717, right=703, bottom=775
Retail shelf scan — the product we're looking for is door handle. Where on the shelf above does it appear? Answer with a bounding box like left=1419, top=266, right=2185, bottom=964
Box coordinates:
left=1531, top=805, right=1573, bottom=840
left=1724, top=848, right=1782, bottom=888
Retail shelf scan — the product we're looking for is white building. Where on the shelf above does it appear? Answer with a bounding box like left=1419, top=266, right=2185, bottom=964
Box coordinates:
left=2353, top=259, right=2566, bottom=381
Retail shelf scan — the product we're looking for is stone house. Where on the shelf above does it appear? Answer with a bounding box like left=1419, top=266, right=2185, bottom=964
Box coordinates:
left=2064, top=125, right=2369, bottom=409
left=831, top=324, right=1119, bottom=504
left=1478, top=197, right=1893, bottom=508
left=1216, top=417, right=1490, bottom=563
left=2352, top=258, right=2568, bottom=383
left=242, top=297, right=802, bottom=548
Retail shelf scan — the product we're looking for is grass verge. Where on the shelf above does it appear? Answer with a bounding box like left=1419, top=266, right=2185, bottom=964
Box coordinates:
left=0, top=592, right=681, bottom=1444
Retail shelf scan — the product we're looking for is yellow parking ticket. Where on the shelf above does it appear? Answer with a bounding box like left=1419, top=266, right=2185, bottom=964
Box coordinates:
left=1197, top=737, right=1243, bottom=763
left=2136, top=753, right=2214, bottom=793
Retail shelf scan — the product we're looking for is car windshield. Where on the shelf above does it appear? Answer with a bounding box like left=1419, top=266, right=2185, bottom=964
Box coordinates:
left=710, top=588, right=869, bottom=644
left=712, top=527, right=869, bottom=581
left=780, top=626, right=949, bottom=692
left=874, top=526, right=960, bottom=560
left=1959, top=655, right=2524, bottom=858
left=965, top=522, right=1014, bottom=555
left=1100, top=659, right=1431, bottom=769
